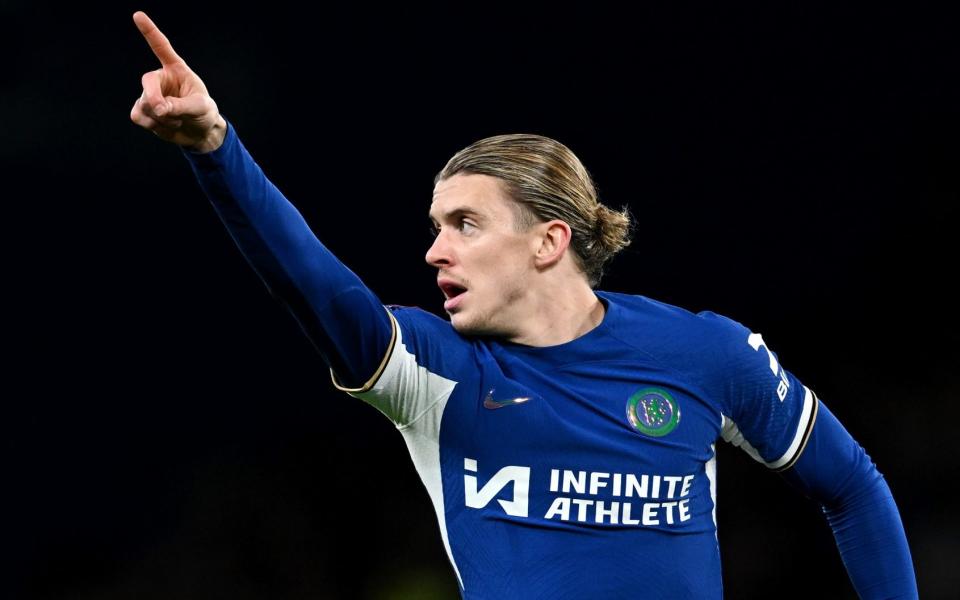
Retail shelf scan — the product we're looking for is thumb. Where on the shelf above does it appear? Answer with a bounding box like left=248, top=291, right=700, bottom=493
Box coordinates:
left=153, top=96, right=174, bottom=117
left=158, top=94, right=209, bottom=118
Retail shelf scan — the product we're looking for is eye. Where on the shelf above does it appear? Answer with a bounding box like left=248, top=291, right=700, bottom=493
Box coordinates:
left=458, top=218, right=477, bottom=233
left=428, top=224, right=440, bottom=238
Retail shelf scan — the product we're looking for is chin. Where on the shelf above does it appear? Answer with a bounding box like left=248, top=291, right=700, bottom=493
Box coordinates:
left=448, top=313, right=475, bottom=334
left=449, top=312, right=501, bottom=338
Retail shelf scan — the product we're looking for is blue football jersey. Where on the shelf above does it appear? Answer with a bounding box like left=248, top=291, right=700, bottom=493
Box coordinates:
left=330, top=293, right=818, bottom=599
left=178, top=117, right=916, bottom=600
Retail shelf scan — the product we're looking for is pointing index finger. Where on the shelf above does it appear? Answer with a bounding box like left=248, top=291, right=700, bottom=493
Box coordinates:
left=133, top=11, right=185, bottom=67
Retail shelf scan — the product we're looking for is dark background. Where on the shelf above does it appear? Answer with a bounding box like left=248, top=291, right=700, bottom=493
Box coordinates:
left=4, top=2, right=957, bottom=598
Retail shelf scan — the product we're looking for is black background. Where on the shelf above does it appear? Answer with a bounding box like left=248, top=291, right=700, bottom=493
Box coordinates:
left=4, top=2, right=958, bottom=598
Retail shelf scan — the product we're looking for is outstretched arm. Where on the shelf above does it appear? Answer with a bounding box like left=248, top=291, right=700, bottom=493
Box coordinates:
left=780, top=401, right=919, bottom=599
left=129, top=11, right=393, bottom=389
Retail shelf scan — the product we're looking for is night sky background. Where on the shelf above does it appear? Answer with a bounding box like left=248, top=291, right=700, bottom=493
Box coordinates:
left=4, top=2, right=958, bottom=599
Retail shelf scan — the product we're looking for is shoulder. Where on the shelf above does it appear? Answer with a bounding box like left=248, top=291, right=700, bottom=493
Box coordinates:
left=597, top=290, right=750, bottom=360
left=385, top=304, right=477, bottom=378
left=387, top=303, right=449, bottom=327
left=387, top=304, right=468, bottom=341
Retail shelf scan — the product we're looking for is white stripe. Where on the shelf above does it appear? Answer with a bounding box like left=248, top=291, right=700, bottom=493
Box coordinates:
left=705, top=442, right=718, bottom=543
left=766, top=385, right=815, bottom=469
left=720, top=385, right=816, bottom=469
left=719, top=414, right=766, bottom=465
left=399, top=410, right=463, bottom=590
left=348, top=319, right=465, bottom=590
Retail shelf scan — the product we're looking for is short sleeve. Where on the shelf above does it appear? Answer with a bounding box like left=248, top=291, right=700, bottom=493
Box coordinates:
left=699, top=310, right=819, bottom=472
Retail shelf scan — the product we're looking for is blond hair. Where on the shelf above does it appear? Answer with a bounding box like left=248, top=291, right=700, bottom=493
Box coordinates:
left=435, top=134, right=633, bottom=287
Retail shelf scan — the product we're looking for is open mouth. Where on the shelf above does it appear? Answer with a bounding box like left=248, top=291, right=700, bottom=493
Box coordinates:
left=438, top=280, right=468, bottom=311
left=439, top=281, right=468, bottom=300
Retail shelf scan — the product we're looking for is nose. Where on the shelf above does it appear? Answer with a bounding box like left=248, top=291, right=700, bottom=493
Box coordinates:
left=425, top=229, right=453, bottom=268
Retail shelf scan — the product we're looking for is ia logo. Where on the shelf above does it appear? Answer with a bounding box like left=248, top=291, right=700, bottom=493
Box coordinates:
left=463, top=458, right=530, bottom=517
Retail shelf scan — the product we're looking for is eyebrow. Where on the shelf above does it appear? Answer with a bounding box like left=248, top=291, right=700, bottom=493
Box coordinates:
left=428, top=206, right=485, bottom=224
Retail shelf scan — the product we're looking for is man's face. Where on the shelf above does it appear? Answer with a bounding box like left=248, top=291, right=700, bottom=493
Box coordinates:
left=427, top=173, right=539, bottom=337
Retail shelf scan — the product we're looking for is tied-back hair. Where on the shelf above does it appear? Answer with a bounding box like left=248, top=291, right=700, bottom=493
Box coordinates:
left=435, top=134, right=634, bottom=288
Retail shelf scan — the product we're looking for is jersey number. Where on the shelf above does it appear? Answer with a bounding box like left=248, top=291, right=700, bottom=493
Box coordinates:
left=747, top=332, right=790, bottom=402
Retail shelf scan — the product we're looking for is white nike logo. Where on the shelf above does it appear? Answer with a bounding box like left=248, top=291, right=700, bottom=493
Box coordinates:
left=483, top=389, right=532, bottom=409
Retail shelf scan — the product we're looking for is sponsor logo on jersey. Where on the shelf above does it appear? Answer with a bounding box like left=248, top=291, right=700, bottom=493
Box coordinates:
left=464, top=458, right=530, bottom=516
left=463, top=458, right=696, bottom=527
left=626, top=388, right=680, bottom=437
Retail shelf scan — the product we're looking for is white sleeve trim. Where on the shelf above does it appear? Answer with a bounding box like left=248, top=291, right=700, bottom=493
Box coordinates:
left=721, top=385, right=819, bottom=471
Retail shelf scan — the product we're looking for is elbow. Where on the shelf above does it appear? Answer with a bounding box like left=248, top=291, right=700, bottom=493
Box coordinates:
left=780, top=399, right=885, bottom=507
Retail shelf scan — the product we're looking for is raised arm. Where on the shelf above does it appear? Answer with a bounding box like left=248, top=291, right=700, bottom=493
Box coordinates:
left=129, top=11, right=393, bottom=390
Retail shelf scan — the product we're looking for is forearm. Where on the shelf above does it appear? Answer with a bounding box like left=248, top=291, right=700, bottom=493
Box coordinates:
left=179, top=117, right=391, bottom=387
left=823, top=474, right=916, bottom=599
left=781, top=400, right=918, bottom=599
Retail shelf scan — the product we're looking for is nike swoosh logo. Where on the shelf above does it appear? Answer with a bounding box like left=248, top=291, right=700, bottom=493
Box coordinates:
left=483, top=389, right=532, bottom=409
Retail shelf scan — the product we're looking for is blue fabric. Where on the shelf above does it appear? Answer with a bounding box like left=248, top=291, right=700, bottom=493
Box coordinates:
left=179, top=117, right=918, bottom=599
left=180, top=118, right=392, bottom=388
left=694, top=310, right=815, bottom=467
left=781, top=401, right=919, bottom=598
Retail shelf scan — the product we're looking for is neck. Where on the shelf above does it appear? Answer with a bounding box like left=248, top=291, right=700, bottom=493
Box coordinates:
left=506, top=279, right=606, bottom=347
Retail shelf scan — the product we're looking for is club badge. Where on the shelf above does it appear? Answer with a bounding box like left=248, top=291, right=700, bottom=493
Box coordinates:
left=626, top=388, right=680, bottom=437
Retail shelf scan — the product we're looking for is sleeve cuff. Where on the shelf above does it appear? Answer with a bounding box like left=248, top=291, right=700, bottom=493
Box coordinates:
left=179, top=116, right=235, bottom=165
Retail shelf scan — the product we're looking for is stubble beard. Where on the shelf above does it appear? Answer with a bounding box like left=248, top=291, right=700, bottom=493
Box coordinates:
left=449, top=275, right=527, bottom=339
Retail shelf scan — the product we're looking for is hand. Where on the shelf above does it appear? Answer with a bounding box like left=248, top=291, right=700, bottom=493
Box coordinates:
left=130, top=11, right=226, bottom=152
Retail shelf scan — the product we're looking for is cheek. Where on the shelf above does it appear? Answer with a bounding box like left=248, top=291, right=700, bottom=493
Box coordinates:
left=484, top=263, right=528, bottom=303
left=466, top=239, right=531, bottom=296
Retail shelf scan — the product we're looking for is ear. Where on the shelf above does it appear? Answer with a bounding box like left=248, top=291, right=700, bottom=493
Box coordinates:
left=533, top=219, right=572, bottom=269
